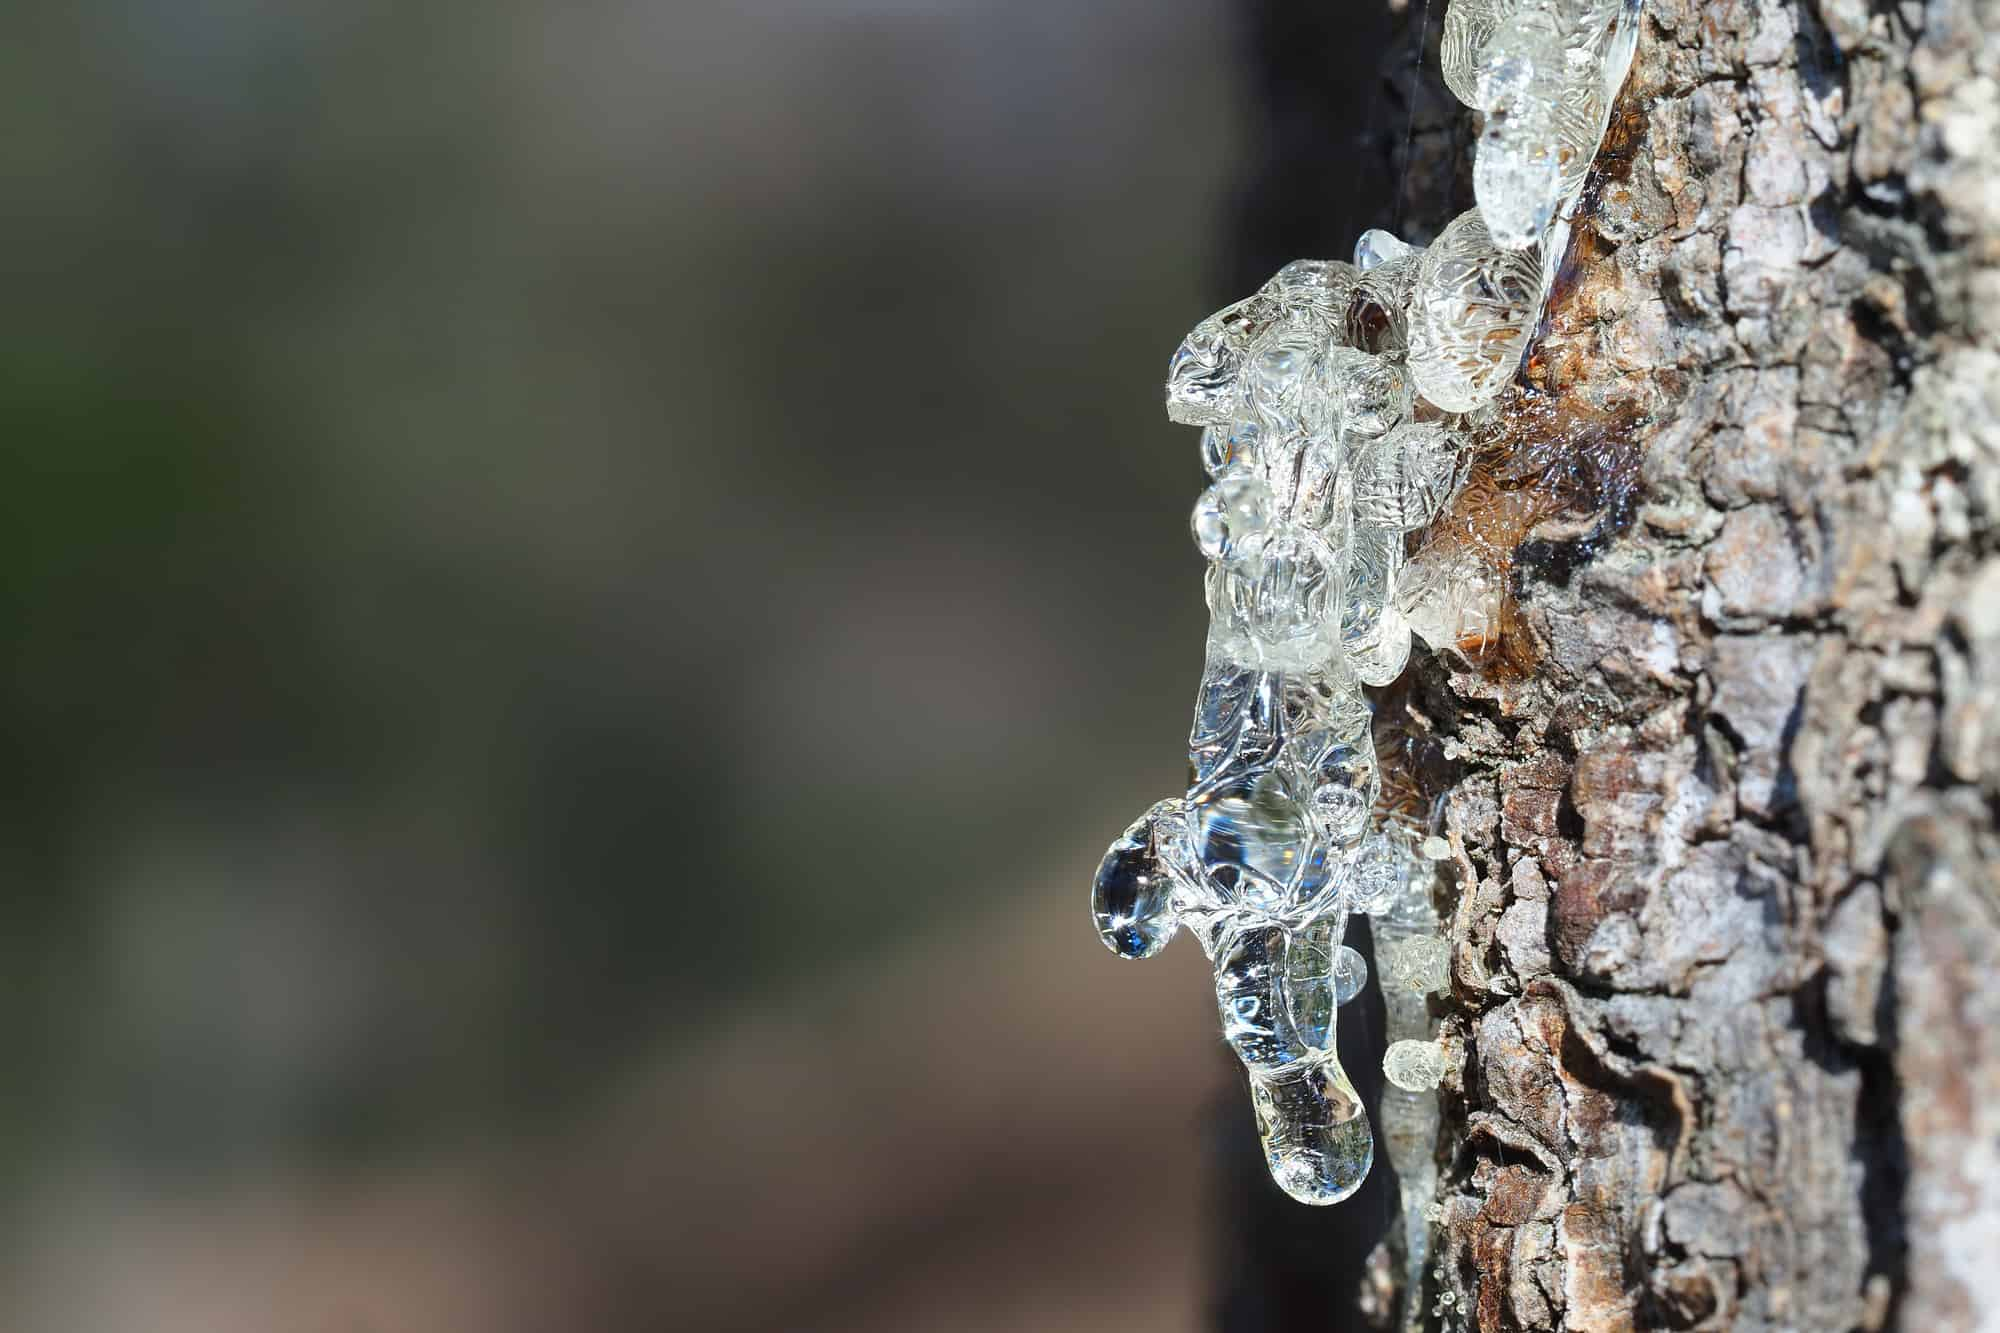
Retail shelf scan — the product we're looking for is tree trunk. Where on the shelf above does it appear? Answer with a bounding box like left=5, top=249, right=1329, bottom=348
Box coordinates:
left=1225, top=2, right=2000, bottom=1330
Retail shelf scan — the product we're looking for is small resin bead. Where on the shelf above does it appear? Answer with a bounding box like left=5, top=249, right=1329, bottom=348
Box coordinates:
left=1353, top=228, right=1417, bottom=273
left=1384, top=1039, right=1448, bottom=1091
left=1303, top=739, right=1378, bottom=847
left=1381, top=934, right=1451, bottom=994
left=1332, top=945, right=1369, bottom=1004
left=1192, top=473, right=1274, bottom=563
left=1348, top=831, right=1416, bottom=915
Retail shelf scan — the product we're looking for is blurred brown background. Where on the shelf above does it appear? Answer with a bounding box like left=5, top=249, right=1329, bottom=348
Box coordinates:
left=0, top=1, right=1403, bottom=1328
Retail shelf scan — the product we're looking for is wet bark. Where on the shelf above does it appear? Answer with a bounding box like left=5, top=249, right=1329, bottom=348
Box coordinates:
left=1224, top=2, right=2000, bottom=1330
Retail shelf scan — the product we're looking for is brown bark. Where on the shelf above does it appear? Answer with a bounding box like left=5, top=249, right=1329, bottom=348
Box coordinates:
left=1381, top=2, right=2000, bottom=1330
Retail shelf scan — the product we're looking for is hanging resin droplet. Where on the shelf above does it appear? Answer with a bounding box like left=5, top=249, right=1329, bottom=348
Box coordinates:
left=1459, top=0, right=1641, bottom=249
left=1091, top=800, right=1185, bottom=960
left=1250, top=1055, right=1375, bottom=1205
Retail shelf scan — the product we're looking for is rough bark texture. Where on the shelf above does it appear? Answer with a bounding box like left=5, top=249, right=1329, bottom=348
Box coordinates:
left=1372, top=2, right=2000, bottom=1331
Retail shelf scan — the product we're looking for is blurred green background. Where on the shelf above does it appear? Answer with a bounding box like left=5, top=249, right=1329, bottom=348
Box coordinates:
left=0, top=2, right=1398, bottom=1328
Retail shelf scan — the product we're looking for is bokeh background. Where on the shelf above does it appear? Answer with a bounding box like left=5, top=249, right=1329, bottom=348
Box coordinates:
left=2, top=1, right=1408, bottom=1328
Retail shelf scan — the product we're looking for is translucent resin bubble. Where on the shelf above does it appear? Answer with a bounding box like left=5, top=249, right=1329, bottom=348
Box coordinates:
left=1250, top=1056, right=1375, bottom=1204
left=1381, top=934, right=1451, bottom=994
left=1348, top=830, right=1418, bottom=915
left=1280, top=915, right=1351, bottom=1051
left=1353, top=422, right=1464, bottom=531
left=1354, top=228, right=1417, bottom=273
left=1407, top=209, right=1545, bottom=413
left=1399, top=541, right=1501, bottom=653
left=1340, top=524, right=1411, bottom=687
left=1192, top=473, right=1274, bottom=563
left=1167, top=294, right=1283, bottom=426
left=1384, top=1039, right=1449, bottom=1091
left=1301, top=738, right=1378, bottom=847
left=1241, top=313, right=1324, bottom=433
left=1344, top=251, right=1422, bottom=355
left=1262, top=258, right=1361, bottom=330
left=1200, top=418, right=1263, bottom=478
left=1332, top=944, right=1369, bottom=1004
left=1439, top=0, right=1500, bottom=108
left=1191, top=767, right=1311, bottom=911
left=1317, top=347, right=1413, bottom=440
left=1092, top=800, right=1186, bottom=959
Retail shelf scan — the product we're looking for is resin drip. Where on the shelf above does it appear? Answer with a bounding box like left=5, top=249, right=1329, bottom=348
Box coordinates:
left=1090, top=0, right=1643, bottom=1206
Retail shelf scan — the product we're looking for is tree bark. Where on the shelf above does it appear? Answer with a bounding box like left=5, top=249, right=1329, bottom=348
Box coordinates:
left=1227, top=2, right=2000, bottom=1330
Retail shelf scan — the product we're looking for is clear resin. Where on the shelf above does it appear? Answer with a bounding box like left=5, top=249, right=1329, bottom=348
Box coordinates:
left=1406, top=209, right=1546, bottom=413
left=1095, top=2, right=1641, bottom=1207
left=1384, top=1038, right=1449, bottom=1091
left=1442, top=0, right=1645, bottom=251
